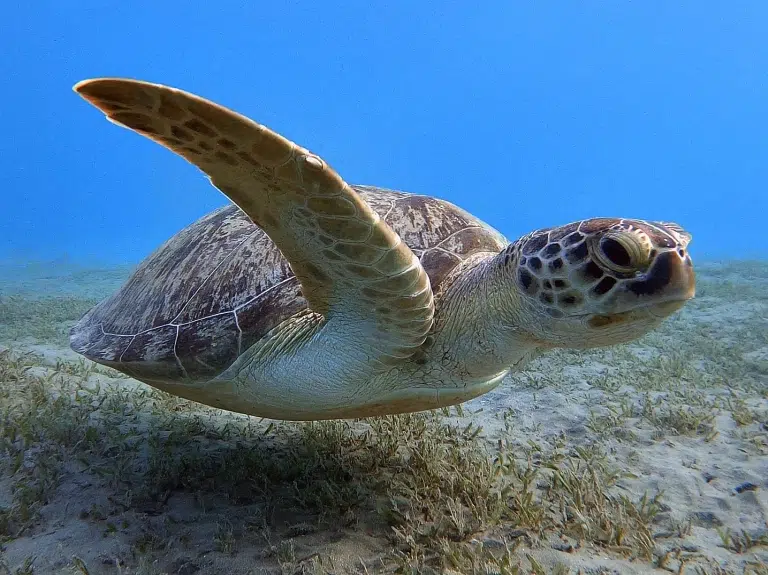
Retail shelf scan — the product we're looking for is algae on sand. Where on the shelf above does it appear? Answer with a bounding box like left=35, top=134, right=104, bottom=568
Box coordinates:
left=0, top=259, right=766, bottom=574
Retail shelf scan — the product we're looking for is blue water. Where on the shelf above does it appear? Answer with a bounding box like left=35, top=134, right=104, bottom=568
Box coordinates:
left=2, top=8, right=768, bottom=572
left=2, top=2, right=766, bottom=264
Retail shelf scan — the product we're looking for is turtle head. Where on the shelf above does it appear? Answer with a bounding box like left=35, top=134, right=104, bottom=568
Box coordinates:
left=503, top=218, right=695, bottom=349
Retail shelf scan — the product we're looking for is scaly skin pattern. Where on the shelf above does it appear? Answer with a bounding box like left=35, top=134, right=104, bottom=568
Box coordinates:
left=72, top=78, right=696, bottom=420
left=140, top=217, right=695, bottom=421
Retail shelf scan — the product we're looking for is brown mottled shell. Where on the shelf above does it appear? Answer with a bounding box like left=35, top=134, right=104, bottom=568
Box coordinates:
left=70, top=186, right=507, bottom=382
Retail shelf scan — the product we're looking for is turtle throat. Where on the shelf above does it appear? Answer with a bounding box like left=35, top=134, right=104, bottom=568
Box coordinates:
left=428, top=253, right=546, bottom=381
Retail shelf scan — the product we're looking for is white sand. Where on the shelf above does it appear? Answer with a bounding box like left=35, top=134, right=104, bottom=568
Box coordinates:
left=0, top=261, right=766, bottom=574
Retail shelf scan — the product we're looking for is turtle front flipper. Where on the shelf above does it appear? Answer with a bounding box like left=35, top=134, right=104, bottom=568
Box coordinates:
left=74, top=79, right=434, bottom=367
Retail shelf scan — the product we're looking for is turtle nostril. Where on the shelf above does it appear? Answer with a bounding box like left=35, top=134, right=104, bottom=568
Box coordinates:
left=600, top=237, right=632, bottom=268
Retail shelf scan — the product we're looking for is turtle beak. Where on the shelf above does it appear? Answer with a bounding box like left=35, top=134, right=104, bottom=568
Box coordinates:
left=627, top=245, right=694, bottom=297
left=664, top=248, right=696, bottom=302
left=638, top=248, right=696, bottom=318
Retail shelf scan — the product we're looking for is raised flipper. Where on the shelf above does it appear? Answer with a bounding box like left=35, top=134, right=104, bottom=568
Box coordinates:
left=74, top=78, right=434, bottom=364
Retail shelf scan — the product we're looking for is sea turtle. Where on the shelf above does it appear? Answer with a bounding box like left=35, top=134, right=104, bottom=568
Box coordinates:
left=70, top=78, right=696, bottom=421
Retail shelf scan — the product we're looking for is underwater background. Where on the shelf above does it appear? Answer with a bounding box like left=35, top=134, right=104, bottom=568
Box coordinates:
left=1, top=2, right=766, bottom=574
left=2, top=2, right=767, bottom=264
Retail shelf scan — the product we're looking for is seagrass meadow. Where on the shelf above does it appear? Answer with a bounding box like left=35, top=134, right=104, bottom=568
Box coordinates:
left=0, top=259, right=766, bottom=574
left=5, top=1, right=768, bottom=573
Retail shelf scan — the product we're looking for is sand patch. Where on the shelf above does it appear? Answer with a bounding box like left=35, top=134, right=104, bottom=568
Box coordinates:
left=0, top=261, right=766, bottom=574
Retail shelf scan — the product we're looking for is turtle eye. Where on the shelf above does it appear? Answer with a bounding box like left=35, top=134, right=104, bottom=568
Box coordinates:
left=600, top=237, right=631, bottom=268
left=593, top=232, right=649, bottom=274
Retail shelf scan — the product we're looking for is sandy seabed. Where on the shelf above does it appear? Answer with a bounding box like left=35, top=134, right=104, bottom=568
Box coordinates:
left=0, top=259, right=765, bottom=574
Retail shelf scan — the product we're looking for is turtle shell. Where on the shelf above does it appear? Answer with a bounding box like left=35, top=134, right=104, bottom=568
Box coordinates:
left=70, top=186, right=507, bottom=384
